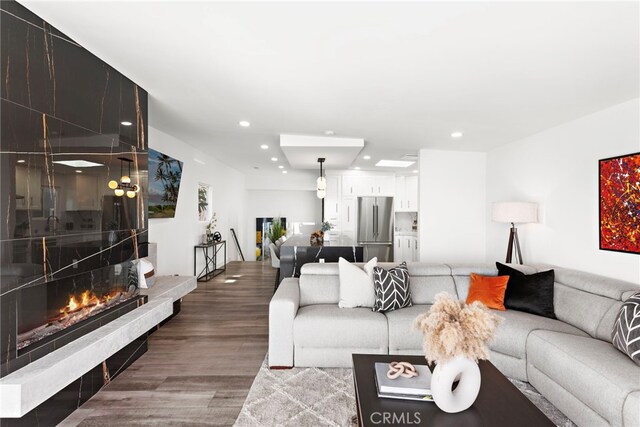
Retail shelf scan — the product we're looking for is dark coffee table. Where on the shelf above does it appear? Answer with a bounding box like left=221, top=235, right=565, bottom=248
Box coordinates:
left=352, top=354, right=555, bottom=427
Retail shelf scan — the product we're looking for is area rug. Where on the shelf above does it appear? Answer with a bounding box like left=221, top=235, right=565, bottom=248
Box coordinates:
left=234, top=357, right=576, bottom=427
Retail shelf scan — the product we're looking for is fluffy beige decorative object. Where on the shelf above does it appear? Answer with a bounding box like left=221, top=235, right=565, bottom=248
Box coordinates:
left=414, top=292, right=503, bottom=364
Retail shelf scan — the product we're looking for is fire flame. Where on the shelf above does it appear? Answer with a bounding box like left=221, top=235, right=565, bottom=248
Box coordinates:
left=59, top=290, right=109, bottom=316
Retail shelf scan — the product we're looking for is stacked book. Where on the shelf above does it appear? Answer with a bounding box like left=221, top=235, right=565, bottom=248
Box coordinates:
left=374, top=362, right=434, bottom=402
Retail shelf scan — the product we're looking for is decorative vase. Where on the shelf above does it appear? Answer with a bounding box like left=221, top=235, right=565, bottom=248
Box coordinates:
left=431, top=356, right=481, bottom=413
left=310, top=231, right=324, bottom=246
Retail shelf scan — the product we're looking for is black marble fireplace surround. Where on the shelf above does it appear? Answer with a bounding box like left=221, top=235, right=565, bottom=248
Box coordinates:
left=1, top=1, right=149, bottom=424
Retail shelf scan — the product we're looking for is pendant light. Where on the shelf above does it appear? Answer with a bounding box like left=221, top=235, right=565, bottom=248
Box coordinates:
left=316, top=158, right=326, bottom=199
left=108, top=157, right=140, bottom=198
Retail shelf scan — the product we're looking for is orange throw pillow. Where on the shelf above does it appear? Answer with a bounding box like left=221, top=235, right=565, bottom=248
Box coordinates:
left=466, top=273, right=509, bottom=311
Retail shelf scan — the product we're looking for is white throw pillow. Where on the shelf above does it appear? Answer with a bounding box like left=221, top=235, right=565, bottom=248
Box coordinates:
left=137, top=258, right=155, bottom=289
left=338, top=257, right=378, bottom=308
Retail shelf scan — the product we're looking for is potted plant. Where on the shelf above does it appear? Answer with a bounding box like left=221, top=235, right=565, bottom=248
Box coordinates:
left=310, top=221, right=333, bottom=246
left=266, top=217, right=286, bottom=243
left=414, top=292, right=502, bottom=413
left=206, top=212, right=217, bottom=243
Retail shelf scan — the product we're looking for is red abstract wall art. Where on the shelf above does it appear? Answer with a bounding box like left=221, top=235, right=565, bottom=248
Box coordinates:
left=599, top=152, right=640, bottom=254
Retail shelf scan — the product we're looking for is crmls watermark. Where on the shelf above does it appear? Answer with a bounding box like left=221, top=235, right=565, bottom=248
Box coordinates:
left=370, top=411, right=422, bottom=425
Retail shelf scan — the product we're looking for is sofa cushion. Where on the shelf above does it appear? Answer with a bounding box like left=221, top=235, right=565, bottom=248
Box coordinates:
left=338, top=257, right=377, bottom=308
left=410, top=275, right=457, bottom=304
left=299, top=264, right=340, bottom=306
left=497, top=262, right=556, bottom=319
left=527, top=330, right=640, bottom=426
left=373, top=262, right=412, bottom=313
left=552, top=267, right=639, bottom=340
left=466, top=273, right=509, bottom=311
left=386, top=305, right=431, bottom=353
left=293, top=305, right=388, bottom=350
left=492, top=310, right=587, bottom=359
left=612, top=291, right=640, bottom=365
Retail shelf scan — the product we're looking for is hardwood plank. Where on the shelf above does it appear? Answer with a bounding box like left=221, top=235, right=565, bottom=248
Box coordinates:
left=62, top=261, right=275, bottom=427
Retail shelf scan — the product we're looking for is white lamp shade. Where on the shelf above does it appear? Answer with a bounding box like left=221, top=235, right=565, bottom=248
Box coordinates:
left=492, top=202, right=538, bottom=224
left=316, top=176, right=327, bottom=190
left=316, top=189, right=326, bottom=199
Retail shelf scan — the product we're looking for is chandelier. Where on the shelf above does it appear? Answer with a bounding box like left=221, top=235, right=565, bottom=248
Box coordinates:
left=317, top=158, right=326, bottom=199
left=108, top=157, right=140, bottom=198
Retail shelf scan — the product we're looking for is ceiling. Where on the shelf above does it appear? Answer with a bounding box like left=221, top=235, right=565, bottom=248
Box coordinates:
left=280, top=134, right=364, bottom=170
left=19, top=1, right=640, bottom=179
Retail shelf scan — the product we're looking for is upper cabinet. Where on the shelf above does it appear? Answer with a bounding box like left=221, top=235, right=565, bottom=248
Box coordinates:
left=324, top=175, right=341, bottom=223
left=342, top=175, right=394, bottom=197
left=395, top=175, right=418, bottom=212
left=15, top=166, right=42, bottom=210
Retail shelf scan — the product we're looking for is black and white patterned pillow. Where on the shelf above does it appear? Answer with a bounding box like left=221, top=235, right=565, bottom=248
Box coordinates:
left=612, top=291, right=640, bottom=365
left=373, top=262, right=412, bottom=313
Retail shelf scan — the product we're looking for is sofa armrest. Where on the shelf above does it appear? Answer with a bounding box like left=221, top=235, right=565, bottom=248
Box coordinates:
left=268, top=278, right=300, bottom=368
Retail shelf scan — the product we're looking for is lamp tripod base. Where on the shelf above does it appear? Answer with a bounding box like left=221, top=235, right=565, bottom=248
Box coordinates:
left=505, top=222, right=523, bottom=264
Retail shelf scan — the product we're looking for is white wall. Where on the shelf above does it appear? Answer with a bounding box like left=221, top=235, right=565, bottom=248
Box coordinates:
left=148, top=126, right=246, bottom=275
left=418, top=149, right=487, bottom=263
left=244, top=190, right=321, bottom=260
left=486, top=98, right=640, bottom=283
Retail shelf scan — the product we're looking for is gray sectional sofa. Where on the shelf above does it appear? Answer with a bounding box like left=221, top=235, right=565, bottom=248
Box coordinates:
left=268, top=262, right=640, bottom=427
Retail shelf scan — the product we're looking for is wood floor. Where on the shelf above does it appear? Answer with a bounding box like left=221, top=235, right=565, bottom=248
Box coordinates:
left=60, top=261, right=275, bottom=427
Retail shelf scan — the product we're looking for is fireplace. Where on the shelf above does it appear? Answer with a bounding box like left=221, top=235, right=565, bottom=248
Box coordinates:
left=16, top=263, right=141, bottom=353
left=1, top=253, right=147, bottom=378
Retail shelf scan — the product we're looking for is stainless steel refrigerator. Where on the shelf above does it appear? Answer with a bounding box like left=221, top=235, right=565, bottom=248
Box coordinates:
left=357, top=197, right=394, bottom=262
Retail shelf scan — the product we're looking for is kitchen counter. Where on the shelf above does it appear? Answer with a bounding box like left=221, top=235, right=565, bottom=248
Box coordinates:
left=278, top=234, right=363, bottom=283
left=280, top=234, right=357, bottom=248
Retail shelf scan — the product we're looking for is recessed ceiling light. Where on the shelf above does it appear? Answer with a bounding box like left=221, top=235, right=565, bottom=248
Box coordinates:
left=17, top=159, right=25, bottom=163
left=53, top=160, right=103, bottom=168
left=239, top=120, right=250, bottom=127
left=325, top=130, right=335, bottom=136
left=260, top=144, right=269, bottom=150
left=451, top=131, right=463, bottom=138
left=75, top=170, right=83, bottom=173
left=278, top=165, right=284, bottom=169
left=121, top=121, right=133, bottom=126
left=271, top=157, right=278, bottom=162
left=375, top=160, right=415, bottom=168
left=363, top=155, right=371, bottom=160
left=413, top=169, right=418, bottom=173
left=354, top=167, right=361, bottom=170
left=282, top=170, right=288, bottom=174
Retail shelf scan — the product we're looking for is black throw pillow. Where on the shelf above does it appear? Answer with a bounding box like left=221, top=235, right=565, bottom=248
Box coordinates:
left=373, top=262, right=412, bottom=313
left=496, top=262, right=556, bottom=319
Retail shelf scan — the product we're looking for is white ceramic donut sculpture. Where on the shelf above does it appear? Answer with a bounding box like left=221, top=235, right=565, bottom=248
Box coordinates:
left=431, top=356, right=481, bottom=413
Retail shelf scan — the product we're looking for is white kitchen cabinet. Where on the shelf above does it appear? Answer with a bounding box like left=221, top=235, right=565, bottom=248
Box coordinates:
left=342, top=175, right=395, bottom=197
left=324, top=175, right=341, bottom=224
left=341, top=197, right=357, bottom=235
left=395, top=175, right=418, bottom=212
left=394, top=234, right=418, bottom=262
left=75, top=174, right=101, bottom=210
left=375, top=176, right=395, bottom=196
left=15, top=166, right=42, bottom=210
left=342, top=175, right=357, bottom=197
left=405, top=175, right=418, bottom=211
left=395, top=176, right=406, bottom=210
left=411, top=236, right=418, bottom=261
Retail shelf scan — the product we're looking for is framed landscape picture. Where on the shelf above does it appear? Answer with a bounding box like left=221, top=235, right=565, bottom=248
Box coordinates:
left=198, top=183, right=211, bottom=221
left=148, top=148, right=184, bottom=218
left=599, top=152, right=640, bottom=254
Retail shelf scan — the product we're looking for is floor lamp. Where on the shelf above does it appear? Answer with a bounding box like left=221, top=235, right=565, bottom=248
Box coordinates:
left=492, top=202, right=538, bottom=264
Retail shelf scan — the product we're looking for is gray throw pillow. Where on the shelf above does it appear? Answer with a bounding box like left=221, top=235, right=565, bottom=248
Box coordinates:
left=612, top=291, right=640, bottom=365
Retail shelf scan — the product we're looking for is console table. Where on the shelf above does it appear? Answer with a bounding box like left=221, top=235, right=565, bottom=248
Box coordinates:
left=194, top=241, right=226, bottom=281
